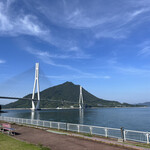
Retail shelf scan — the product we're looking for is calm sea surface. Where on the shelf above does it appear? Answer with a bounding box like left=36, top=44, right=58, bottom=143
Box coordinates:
left=1, top=107, right=150, bottom=132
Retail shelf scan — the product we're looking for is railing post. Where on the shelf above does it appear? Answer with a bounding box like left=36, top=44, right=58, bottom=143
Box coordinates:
left=105, top=128, right=108, bottom=137
left=31, top=119, right=33, bottom=124
left=66, top=123, right=67, bottom=131
left=50, top=122, right=52, bottom=128
left=123, top=130, right=126, bottom=141
left=37, top=120, right=39, bottom=126
left=58, top=122, right=60, bottom=130
left=67, top=123, right=69, bottom=131
left=90, top=126, right=92, bottom=135
left=146, top=133, right=149, bottom=144
left=78, top=125, right=80, bottom=133
left=120, top=127, right=125, bottom=142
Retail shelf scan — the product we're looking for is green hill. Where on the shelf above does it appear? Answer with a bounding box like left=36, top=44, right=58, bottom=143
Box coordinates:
left=3, top=81, right=135, bottom=108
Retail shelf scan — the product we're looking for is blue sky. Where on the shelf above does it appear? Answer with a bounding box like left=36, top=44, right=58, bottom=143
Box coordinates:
left=0, top=0, right=150, bottom=104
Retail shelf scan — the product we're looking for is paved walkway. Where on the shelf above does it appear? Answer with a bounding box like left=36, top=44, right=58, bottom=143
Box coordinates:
left=10, top=124, right=150, bottom=150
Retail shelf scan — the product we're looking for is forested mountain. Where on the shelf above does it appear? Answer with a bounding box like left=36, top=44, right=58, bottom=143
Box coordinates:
left=3, top=82, right=137, bottom=108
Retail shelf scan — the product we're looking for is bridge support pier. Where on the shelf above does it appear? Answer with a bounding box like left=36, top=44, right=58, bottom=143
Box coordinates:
left=79, top=86, right=84, bottom=109
left=31, top=63, right=40, bottom=111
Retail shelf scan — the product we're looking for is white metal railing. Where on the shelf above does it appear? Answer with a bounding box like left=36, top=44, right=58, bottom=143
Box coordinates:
left=0, top=116, right=149, bottom=144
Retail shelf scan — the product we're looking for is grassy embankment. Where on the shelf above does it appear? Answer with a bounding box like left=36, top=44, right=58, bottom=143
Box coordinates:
left=0, top=133, right=50, bottom=150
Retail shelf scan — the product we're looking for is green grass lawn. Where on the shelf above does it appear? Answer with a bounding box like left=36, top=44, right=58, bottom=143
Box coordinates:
left=0, top=133, right=50, bottom=150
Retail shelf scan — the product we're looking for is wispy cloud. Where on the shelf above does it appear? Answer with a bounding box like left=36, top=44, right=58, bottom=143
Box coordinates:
left=137, top=40, right=150, bottom=58
left=0, top=59, right=5, bottom=64
left=1, top=0, right=150, bottom=48
left=0, top=0, right=89, bottom=58
left=26, top=47, right=110, bottom=79
left=26, top=47, right=90, bottom=60
left=36, top=0, right=150, bottom=39
left=1, top=0, right=150, bottom=57
left=44, top=74, right=110, bottom=80
left=107, top=57, right=118, bottom=65
left=0, top=1, right=50, bottom=38
left=26, top=47, right=89, bottom=73
left=104, top=55, right=150, bottom=75
left=114, top=66, right=150, bottom=75
left=94, top=8, right=149, bottom=39
left=2, top=0, right=150, bottom=78
left=138, top=46, right=150, bottom=57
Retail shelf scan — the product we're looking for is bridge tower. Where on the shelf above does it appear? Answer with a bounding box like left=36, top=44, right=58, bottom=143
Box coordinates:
left=31, top=63, right=40, bottom=110
left=79, top=86, right=84, bottom=109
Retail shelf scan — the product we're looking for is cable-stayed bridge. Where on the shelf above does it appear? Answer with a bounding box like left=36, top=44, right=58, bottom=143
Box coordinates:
left=0, top=63, right=84, bottom=110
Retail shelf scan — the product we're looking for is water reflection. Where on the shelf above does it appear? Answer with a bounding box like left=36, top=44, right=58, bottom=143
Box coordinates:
left=31, top=110, right=34, bottom=120
left=79, top=109, right=84, bottom=124
left=31, top=110, right=40, bottom=120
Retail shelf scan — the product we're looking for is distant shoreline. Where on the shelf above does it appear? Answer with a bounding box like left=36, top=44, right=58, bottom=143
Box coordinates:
left=1, top=106, right=148, bottom=111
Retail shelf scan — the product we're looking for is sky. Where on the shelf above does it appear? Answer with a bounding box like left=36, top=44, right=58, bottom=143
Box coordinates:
left=0, top=0, right=150, bottom=104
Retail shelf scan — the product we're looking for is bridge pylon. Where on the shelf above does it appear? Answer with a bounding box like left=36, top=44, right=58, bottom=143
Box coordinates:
left=31, top=63, right=40, bottom=111
left=79, top=86, right=84, bottom=109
